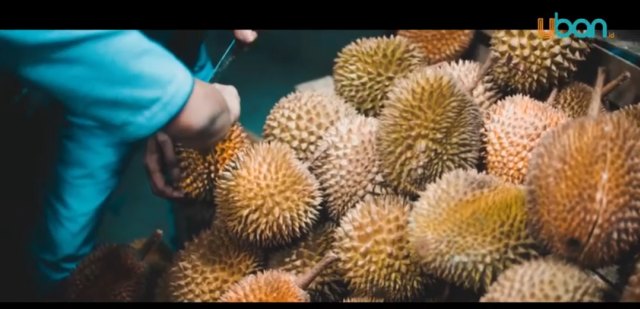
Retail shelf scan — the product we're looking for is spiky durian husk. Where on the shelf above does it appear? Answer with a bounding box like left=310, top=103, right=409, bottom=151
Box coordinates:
left=310, top=115, right=391, bottom=221
left=525, top=114, right=640, bottom=268
left=174, top=123, right=251, bottom=202
left=616, top=103, right=640, bottom=126
left=213, top=123, right=251, bottom=176
left=218, top=270, right=310, bottom=302
left=376, top=68, right=483, bottom=197
left=267, top=222, right=347, bottom=302
left=409, top=169, right=540, bottom=292
left=164, top=224, right=263, bottom=302
left=429, top=59, right=501, bottom=110
left=480, top=258, right=606, bottom=302
left=334, top=195, right=427, bottom=301
left=175, top=145, right=216, bottom=201
left=215, top=142, right=322, bottom=248
left=551, top=82, right=601, bottom=118
left=484, top=95, right=569, bottom=184
left=263, top=91, right=357, bottom=163
left=333, top=36, right=425, bottom=117
left=64, top=244, right=147, bottom=302
left=488, top=30, right=591, bottom=96
left=397, top=30, right=475, bottom=64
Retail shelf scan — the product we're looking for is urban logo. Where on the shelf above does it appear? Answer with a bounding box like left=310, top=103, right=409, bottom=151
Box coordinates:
left=537, top=12, right=614, bottom=39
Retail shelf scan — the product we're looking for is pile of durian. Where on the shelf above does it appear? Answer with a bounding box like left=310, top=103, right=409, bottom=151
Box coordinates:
left=62, top=30, right=640, bottom=302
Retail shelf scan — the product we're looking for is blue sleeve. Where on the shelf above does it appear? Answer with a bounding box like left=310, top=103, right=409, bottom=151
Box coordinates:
left=0, top=30, right=194, bottom=141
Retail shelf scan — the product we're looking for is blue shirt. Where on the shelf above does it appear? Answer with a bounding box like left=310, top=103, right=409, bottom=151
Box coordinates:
left=0, top=30, right=214, bottom=140
left=0, top=30, right=215, bottom=292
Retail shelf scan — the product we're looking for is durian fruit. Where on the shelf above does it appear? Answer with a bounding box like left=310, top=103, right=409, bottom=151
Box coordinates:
left=614, top=102, right=640, bottom=126
left=334, top=195, right=427, bottom=301
left=309, top=115, right=390, bottom=221
left=175, top=123, right=251, bottom=201
left=163, top=223, right=263, bottom=302
left=267, top=222, right=348, bottom=302
left=622, top=257, right=640, bottom=302
left=333, top=36, right=425, bottom=117
left=377, top=68, right=483, bottom=196
left=484, top=94, right=568, bottom=184
left=212, top=123, right=252, bottom=175
left=429, top=59, right=501, bottom=111
left=480, top=258, right=606, bottom=302
left=64, top=245, right=146, bottom=301
left=552, top=82, right=604, bottom=118
left=175, top=145, right=216, bottom=201
left=552, top=72, right=630, bottom=118
left=263, top=91, right=358, bottom=163
left=215, top=141, right=322, bottom=248
left=219, top=253, right=339, bottom=302
left=64, top=230, right=169, bottom=302
left=525, top=69, right=640, bottom=268
left=343, top=297, right=384, bottom=302
left=408, top=169, right=540, bottom=292
left=488, top=30, right=590, bottom=96
left=397, top=30, right=475, bottom=64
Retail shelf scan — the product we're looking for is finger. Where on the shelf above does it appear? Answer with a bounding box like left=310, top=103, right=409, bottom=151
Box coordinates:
left=233, top=30, right=257, bottom=44
left=156, top=132, right=182, bottom=188
left=145, top=137, right=183, bottom=199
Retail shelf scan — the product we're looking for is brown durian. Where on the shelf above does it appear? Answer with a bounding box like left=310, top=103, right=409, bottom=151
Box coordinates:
left=377, top=67, right=483, bottom=196
left=215, top=142, right=322, bottom=248
left=488, top=30, right=590, bottom=96
left=333, top=36, right=425, bottom=116
left=267, top=222, right=348, bottom=302
left=174, top=123, right=251, bottom=201
left=397, top=30, right=475, bottom=64
left=525, top=70, right=640, bottom=268
left=309, top=114, right=390, bottom=221
left=484, top=94, right=569, bottom=184
left=219, top=253, right=338, bottom=302
left=163, top=224, right=262, bottom=302
left=64, top=230, right=168, bottom=301
left=480, top=258, right=606, bottom=302
left=263, top=91, right=357, bottom=163
left=334, top=195, right=428, bottom=301
left=409, top=169, right=541, bottom=292
left=429, top=59, right=501, bottom=111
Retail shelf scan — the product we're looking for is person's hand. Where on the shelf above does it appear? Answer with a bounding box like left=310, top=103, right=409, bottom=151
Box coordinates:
left=146, top=80, right=240, bottom=200
left=144, top=132, right=184, bottom=200
left=233, top=30, right=258, bottom=44
left=165, top=79, right=240, bottom=150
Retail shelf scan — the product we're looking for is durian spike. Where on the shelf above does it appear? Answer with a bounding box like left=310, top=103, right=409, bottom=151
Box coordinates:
left=293, top=252, right=339, bottom=290
left=545, top=88, right=559, bottom=105
left=602, top=71, right=631, bottom=97
left=588, top=67, right=606, bottom=117
left=139, top=229, right=163, bottom=261
left=468, top=52, right=495, bottom=93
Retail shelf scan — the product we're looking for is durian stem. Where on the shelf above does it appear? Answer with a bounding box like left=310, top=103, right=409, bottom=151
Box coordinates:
left=602, top=71, right=631, bottom=97
left=294, top=252, right=339, bottom=290
left=545, top=88, right=558, bottom=105
left=588, top=67, right=606, bottom=117
left=468, top=53, right=494, bottom=93
left=140, top=229, right=163, bottom=261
